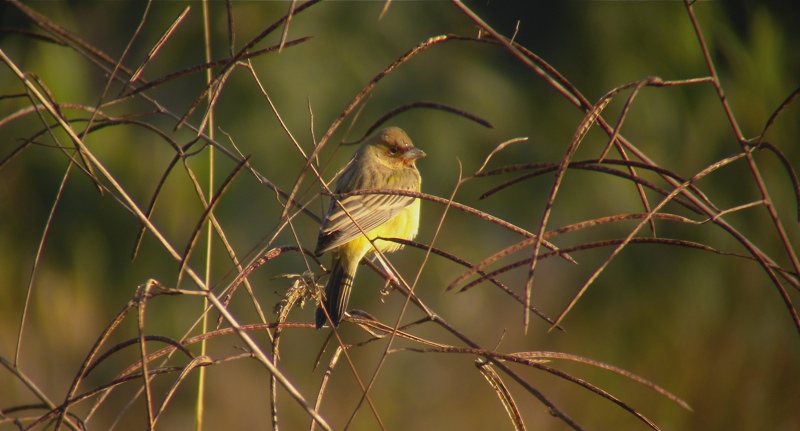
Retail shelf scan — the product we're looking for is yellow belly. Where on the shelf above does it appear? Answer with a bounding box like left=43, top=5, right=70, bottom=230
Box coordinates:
left=336, top=199, right=420, bottom=267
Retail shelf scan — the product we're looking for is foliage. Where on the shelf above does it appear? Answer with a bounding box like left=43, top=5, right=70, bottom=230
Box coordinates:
left=1, top=1, right=799, bottom=430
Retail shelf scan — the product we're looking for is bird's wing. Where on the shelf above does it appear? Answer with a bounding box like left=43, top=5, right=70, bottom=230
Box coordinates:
left=314, top=191, right=415, bottom=255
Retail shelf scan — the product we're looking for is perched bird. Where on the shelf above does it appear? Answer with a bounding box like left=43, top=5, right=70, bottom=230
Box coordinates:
left=315, top=127, right=425, bottom=328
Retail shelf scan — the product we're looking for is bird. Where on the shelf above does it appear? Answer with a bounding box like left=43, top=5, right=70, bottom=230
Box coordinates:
left=314, top=127, right=425, bottom=328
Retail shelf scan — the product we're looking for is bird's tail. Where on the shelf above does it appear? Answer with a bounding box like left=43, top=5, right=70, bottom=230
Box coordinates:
left=316, top=257, right=356, bottom=329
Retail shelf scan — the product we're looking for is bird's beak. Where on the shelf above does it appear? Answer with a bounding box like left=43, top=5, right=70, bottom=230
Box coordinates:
left=402, top=147, right=426, bottom=160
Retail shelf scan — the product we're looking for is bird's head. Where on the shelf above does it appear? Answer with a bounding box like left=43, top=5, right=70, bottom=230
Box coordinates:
left=363, top=127, right=426, bottom=168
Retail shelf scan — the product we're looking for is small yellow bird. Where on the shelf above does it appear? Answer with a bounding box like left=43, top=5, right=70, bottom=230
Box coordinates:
left=315, top=127, right=425, bottom=328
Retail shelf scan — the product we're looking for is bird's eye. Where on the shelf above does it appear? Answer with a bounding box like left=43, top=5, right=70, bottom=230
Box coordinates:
left=388, top=147, right=399, bottom=155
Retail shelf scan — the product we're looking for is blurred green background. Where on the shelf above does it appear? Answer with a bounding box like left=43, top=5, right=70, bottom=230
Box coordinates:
left=1, top=1, right=799, bottom=430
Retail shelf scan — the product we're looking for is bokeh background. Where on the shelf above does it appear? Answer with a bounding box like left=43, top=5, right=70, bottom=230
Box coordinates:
left=1, top=1, right=799, bottom=430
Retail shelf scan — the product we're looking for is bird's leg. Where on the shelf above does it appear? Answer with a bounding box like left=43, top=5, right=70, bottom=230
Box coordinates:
left=376, top=257, right=398, bottom=299
left=380, top=278, right=393, bottom=301
left=369, top=253, right=398, bottom=285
